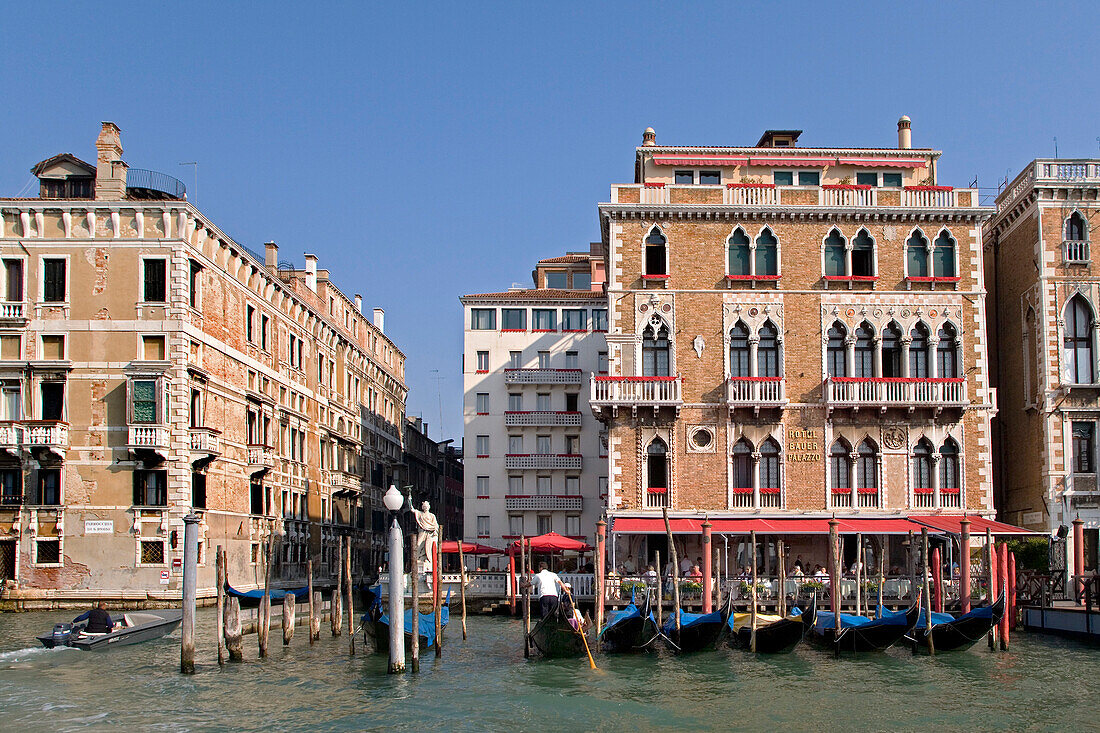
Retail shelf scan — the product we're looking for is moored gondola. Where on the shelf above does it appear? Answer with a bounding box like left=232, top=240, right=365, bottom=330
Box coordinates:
left=810, top=600, right=921, bottom=653
left=599, top=594, right=659, bottom=653
left=661, top=602, right=728, bottom=654
left=728, top=595, right=816, bottom=654
left=904, top=594, right=1005, bottom=652
left=224, top=583, right=312, bottom=609
left=528, top=602, right=591, bottom=658
left=361, top=586, right=449, bottom=652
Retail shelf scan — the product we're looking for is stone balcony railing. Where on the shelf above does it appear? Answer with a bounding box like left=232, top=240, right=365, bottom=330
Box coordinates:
left=613, top=183, right=980, bottom=209
left=504, top=411, right=582, bottom=427
left=326, top=469, right=363, bottom=494
left=726, top=377, right=786, bottom=412
left=189, top=427, right=222, bottom=454
left=590, top=375, right=682, bottom=416
left=825, top=377, right=967, bottom=413
left=128, top=425, right=170, bottom=449
left=25, top=421, right=68, bottom=449
left=0, top=301, right=26, bottom=320
left=504, top=494, right=583, bottom=511
left=248, top=444, right=275, bottom=471
left=0, top=421, right=24, bottom=449
left=504, top=454, right=582, bottom=471
left=503, top=368, right=584, bottom=385
left=1063, top=240, right=1090, bottom=265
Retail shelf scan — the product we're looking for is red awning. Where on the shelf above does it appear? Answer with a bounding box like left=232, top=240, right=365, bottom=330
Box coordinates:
left=908, top=515, right=1038, bottom=536
left=836, top=157, right=927, bottom=168
left=506, top=531, right=593, bottom=555
left=652, top=155, right=748, bottom=166
left=749, top=157, right=833, bottom=167
left=612, top=516, right=945, bottom=535
left=440, top=541, right=502, bottom=555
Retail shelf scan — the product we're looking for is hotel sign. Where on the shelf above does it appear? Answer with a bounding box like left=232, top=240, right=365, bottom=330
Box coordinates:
left=787, top=428, right=821, bottom=462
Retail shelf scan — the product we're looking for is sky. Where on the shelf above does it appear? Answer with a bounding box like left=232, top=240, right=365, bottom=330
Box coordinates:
left=3, top=1, right=1098, bottom=444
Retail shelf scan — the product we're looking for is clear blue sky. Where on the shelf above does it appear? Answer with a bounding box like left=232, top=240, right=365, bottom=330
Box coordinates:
left=3, top=1, right=1098, bottom=443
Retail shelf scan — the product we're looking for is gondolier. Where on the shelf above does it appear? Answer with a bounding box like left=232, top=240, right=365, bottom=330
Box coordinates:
left=533, top=562, right=564, bottom=617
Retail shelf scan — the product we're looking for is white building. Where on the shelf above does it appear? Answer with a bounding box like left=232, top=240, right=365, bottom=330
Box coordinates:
left=461, top=247, right=608, bottom=564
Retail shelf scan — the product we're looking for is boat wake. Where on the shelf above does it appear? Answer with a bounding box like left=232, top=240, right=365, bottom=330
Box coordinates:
left=0, top=645, right=78, bottom=666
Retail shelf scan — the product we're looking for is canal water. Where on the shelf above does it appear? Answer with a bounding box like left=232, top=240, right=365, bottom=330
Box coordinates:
left=0, top=608, right=1096, bottom=731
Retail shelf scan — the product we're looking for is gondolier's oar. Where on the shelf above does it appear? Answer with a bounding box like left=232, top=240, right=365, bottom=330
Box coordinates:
left=560, top=583, right=597, bottom=670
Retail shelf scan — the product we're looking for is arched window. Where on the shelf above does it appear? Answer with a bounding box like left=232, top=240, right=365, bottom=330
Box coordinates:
left=645, top=228, right=667, bottom=276
left=907, top=230, right=930, bottom=278
left=830, top=440, right=851, bottom=490
left=940, top=438, right=960, bottom=489
left=727, top=228, right=750, bottom=277
left=852, top=229, right=875, bottom=277
left=647, top=439, right=668, bottom=490
left=937, top=323, right=959, bottom=378
left=824, top=228, right=846, bottom=277
left=1024, top=308, right=1037, bottom=403
left=642, top=321, right=671, bottom=377
left=827, top=322, right=848, bottom=378
left=1066, top=211, right=1087, bottom=241
left=1064, top=294, right=1095, bottom=384
left=731, top=438, right=752, bottom=490
left=882, top=321, right=903, bottom=378
left=854, top=322, right=875, bottom=378
left=856, top=439, right=878, bottom=491
left=933, top=230, right=956, bottom=278
left=729, top=321, right=750, bottom=378
left=912, top=438, right=934, bottom=490
left=758, top=320, right=780, bottom=378
left=910, top=323, right=930, bottom=378
left=755, top=227, right=778, bottom=277
left=760, top=438, right=780, bottom=491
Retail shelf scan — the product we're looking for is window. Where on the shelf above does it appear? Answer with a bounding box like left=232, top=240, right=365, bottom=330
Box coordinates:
left=536, top=435, right=551, bottom=454
left=545, top=272, right=567, bottom=289
left=798, top=171, right=820, bottom=186
left=645, top=228, right=667, bottom=276
left=509, top=351, right=522, bottom=369
left=0, top=335, right=19, bottom=360
left=565, top=392, right=578, bottom=412
left=773, top=171, right=794, bottom=186
left=851, top=229, right=875, bottom=277
left=565, top=350, right=578, bottom=369
left=502, top=309, right=526, bottom=330
left=1064, top=295, right=1095, bottom=384
left=563, top=309, right=587, bottom=331
left=246, top=305, right=256, bottom=342
left=647, top=439, right=668, bottom=490
left=189, top=261, right=201, bottom=308
left=508, top=393, right=522, bottom=411
left=476, top=516, right=490, bottom=537
left=907, top=230, right=930, bottom=278
left=536, top=476, right=551, bottom=495
left=471, top=308, right=496, bottom=330
left=597, top=351, right=608, bottom=374
left=36, top=468, right=61, bottom=505
left=728, top=228, right=750, bottom=277
left=675, top=170, right=694, bottom=184
left=758, top=321, right=780, bottom=378
left=641, top=321, right=671, bottom=377
left=732, top=439, right=751, bottom=489
left=537, top=516, right=552, bottom=535
left=937, top=323, right=959, bottom=378
left=881, top=322, right=903, bottom=378
left=43, top=258, right=66, bottom=302
left=883, top=173, right=903, bottom=187
left=475, top=393, right=489, bottom=414
left=598, top=475, right=608, bottom=497
left=41, top=334, right=64, bottom=360
left=856, top=440, right=878, bottom=491
left=933, top=230, right=956, bottom=277
left=475, top=435, right=490, bottom=456
left=133, top=469, right=167, bottom=506
left=856, top=172, right=878, bottom=187
left=536, top=393, right=551, bottom=411
left=912, top=439, right=934, bottom=490
left=699, top=170, right=720, bottom=185
left=0, top=382, right=19, bottom=420
left=854, top=323, right=875, bottom=378
left=940, top=438, right=961, bottom=488
left=36, top=539, right=60, bottom=564
left=40, top=381, right=64, bottom=421
left=508, top=476, right=523, bottom=495
left=1067, top=211, right=1087, bottom=241
left=827, top=322, right=847, bottom=378
left=565, top=476, right=579, bottom=495
left=593, top=309, right=608, bottom=331
left=565, top=435, right=580, bottom=454
left=509, top=516, right=523, bottom=536
left=131, top=379, right=159, bottom=423
left=260, top=315, right=269, bottom=350
left=143, top=259, right=167, bottom=302
left=538, top=351, right=550, bottom=368
left=476, top=351, right=489, bottom=372
left=824, top=229, right=846, bottom=277
left=565, top=516, right=581, bottom=537
left=476, top=476, right=490, bottom=497
left=729, top=321, right=750, bottom=378
left=910, top=323, right=930, bottom=378
left=755, top=227, right=778, bottom=276
left=4, top=259, right=23, bottom=302
left=573, top=272, right=591, bottom=290
left=0, top=468, right=22, bottom=506
left=192, top=472, right=207, bottom=509
left=143, top=335, right=165, bottom=360
left=760, top=438, right=780, bottom=491
left=533, top=309, right=556, bottom=330
left=830, top=440, right=851, bottom=490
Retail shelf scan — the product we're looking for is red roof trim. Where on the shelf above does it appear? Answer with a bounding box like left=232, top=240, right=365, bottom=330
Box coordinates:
left=822, top=184, right=874, bottom=190
left=904, top=185, right=954, bottom=191
left=836, top=157, right=927, bottom=168
left=727, top=183, right=776, bottom=189
left=653, top=155, right=748, bottom=166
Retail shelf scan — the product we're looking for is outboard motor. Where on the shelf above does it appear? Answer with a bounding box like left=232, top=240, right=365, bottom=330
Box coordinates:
left=51, top=622, right=74, bottom=647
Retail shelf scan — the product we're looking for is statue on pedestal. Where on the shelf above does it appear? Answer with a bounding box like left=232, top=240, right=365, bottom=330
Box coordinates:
left=406, top=492, right=439, bottom=590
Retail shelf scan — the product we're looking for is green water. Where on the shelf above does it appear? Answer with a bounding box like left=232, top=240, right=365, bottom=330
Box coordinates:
left=0, top=608, right=1095, bottom=731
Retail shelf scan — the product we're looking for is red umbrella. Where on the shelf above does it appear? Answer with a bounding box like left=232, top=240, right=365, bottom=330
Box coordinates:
left=440, top=540, right=502, bottom=555
left=506, top=531, right=593, bottom=555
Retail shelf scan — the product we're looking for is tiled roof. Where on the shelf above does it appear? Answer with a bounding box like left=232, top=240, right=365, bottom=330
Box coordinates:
left=462, top=288, right=603, bottom=301
left=537, top=255, right=589, bottom=264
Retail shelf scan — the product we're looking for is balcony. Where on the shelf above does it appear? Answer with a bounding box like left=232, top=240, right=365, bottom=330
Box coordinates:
left=128, top=425, right=170, bottom=463
left=505, top=454, right=582, bottom=471
left=0, top=422, right=23, bottom=454
left=504, top=368, right=583, bottom=385
left=505, top=494, right=583, bottom=511
left=822, top=185, right=877, bottom=207
left=25, top=421, right=68, bottom=457
left=914, top=489, right=962, bottom=510
left=731, top=488, right=783, bottom=510
left=724, top=184, right=777, bottom=206
left=611, top=183, right=980, bottom=210
left=645, top=488, right=669, bottom=509
left=189, top=427, right=221, bottom=468
left=504, top=411, right=582, bottom=427
left=0, top=301, right=26, bottom=322
left=125, top=168, right=187, bottom=200
left=1063, top=240, right=1090, bottom=265
left=726, top=377, right=786, bottom=414
left=825, top=377, right=967, bottom=414
left=327, top=469, right=363, bottom=496
left=248, top=444, right=275, bottom=473
left=590, top=375, right=682, bottom=417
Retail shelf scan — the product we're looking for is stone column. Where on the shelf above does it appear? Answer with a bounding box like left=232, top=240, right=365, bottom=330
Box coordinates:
left=751, top=451, right=762, bottom=510
left=849, top=450, right=859, bottom=508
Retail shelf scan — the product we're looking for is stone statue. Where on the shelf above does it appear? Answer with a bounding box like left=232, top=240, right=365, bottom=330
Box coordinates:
left=406, top=492, right=439, bottom=572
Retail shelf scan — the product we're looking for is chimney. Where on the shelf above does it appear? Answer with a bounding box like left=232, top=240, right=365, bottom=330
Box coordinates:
left=264, top=241, right=278, bottom=270
left=373, top=308, right=385, bottom=333
left=354, top=294, right=363, bottom=313
left=642, top=127, right=656, bottom=146
left=304, top=254, right=318, bottom=291
left=94, top=122, right=127, bottom=200
left=897, top=116, right=912, bottom=150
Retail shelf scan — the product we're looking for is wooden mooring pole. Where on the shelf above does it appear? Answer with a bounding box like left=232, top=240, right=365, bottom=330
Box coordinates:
left=434, top=534, right=442, bottom=658
left=662, top=508, right=681, bottom=637
left=345, top=541, right=355, bottom=655
left=332, top=535, right=344, bottom=637
left=225, top=595, right=243, bottom=662
left=283, top=592, right=296, bottom=646
left=959, top=516, right=971, bottom=614
left=829, top=517, right=840, bottom=657
left=216, top=544, right=226, bottom=665
left=854, top=532, right=863, bottom=618
left=457, top=540, right=468, bottom=640
left=750, top=530, right=758, bottom=653
left=986, top=528, right=996, bottom=650
left=259, top=532, right=273, bottom=658
left=410, top=531, right=420, bottom=673
left=655, top=550, right=663, bottom=629
left=921, top=527, right=935, bottom=656
left=998, top=542, right=1009, bottom=650
left=595, top=520, right=606, bottom=637
left=307, top=559, right=317, bottom=643
left=521, top=534, right=529, bottom=658
left=180, top=513, right=199, bottom=674
left=777, top=539, right=786, bottom=618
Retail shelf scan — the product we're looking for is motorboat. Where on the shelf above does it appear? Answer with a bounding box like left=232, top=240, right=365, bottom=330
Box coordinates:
left=37, top=609, right=183, bottom=650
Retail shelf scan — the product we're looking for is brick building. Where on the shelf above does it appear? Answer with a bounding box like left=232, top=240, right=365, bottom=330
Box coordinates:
left=985, top=159, right=1100, bottom=576
left=461, top=247, right=608, bottom=563
left=0, top=123, right=407, bottom=607
left=596, top=121, right=999, bottom=573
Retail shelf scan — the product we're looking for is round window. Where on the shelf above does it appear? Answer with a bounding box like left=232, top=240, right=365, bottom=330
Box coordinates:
left=691, top=428, right=713, bottom=449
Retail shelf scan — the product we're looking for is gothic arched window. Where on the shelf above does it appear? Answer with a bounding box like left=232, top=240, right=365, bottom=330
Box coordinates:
left=910, top=322, right=930, bottom=378
left=827, top=322, right=847, bottom=378
left=933, top=230, right=957, bottom=278
left=729, top=321, right=750, bottom=378
left=647, top=438, right=668, bottom=490
left=882, top=321, right=903, bottom=378
left=940, top=438, right=960, bottom=489
left=856, top=439, right=878, bottom=491
left=645, top=228, right=667, bottom=277
left=759, top=438, right=780, bottom=490
left=830, top=439, right=851, bottom=490
left=824, top=228, right=846, bottom=277
left=755, top=227, right=778, bottom=277
left=1066, top=211, right=1087, bottom=242
left=1064, top=294, right=1095, bottom=384
left=727, top=228, right=750, bottom=277
left=642, top=320, right=671, bottom=377
left=937, top=322, right=960, bottom=378
left=854, top=322, right=875, bottom=378
left=852, top=229, right=875, bottom=277
left=912, top=438, right=934, bottom=490
left=731, top=438, right=752, bottom=490
left=907, top=229, right=930, bottom=278
left=758, top=320, right=780, bottom=378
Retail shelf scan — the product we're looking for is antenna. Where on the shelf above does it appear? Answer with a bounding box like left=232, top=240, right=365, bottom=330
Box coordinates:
left=1053, top=137, right=1058, bottom=158
left=179, top=161, right=198, bottom=201
left=429, top=369, right=445, bottom=441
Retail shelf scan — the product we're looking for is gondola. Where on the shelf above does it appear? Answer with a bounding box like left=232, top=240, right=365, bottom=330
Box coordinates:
left=810, top=599, right=922, bottom=653
left=37, top=610, right=182, bottom=650
left=728, top=595, right=816, bottom=654
left=224, top=583, right=311, bottom=609
left=361, top=585, right=449, bottom=651
left=528, top=600, right=591, bottom=658
left=598, top=592, right=659, bottom=653
left=903, top=594, right=1005, bottom=652
left=660, top=598, right=729, bottom=654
